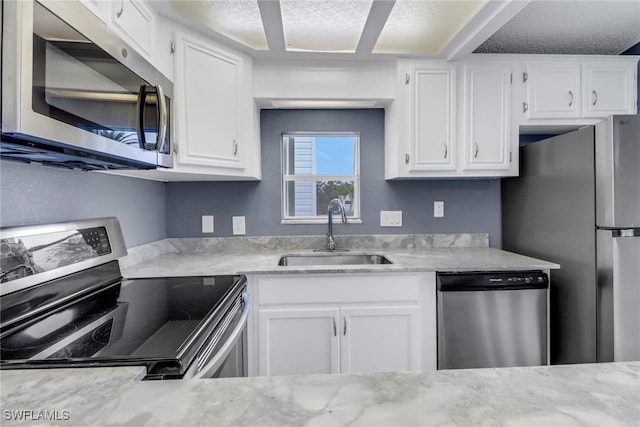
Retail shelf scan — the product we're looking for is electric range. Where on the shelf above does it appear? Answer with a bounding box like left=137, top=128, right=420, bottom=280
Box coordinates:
left=0, top=218, right=249, bottom=379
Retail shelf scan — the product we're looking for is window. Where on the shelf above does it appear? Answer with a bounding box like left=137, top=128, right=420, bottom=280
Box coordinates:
left=282, top=133, right=360, bottom=223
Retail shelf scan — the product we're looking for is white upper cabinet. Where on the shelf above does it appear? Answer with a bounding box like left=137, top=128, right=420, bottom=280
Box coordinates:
left=582, top=62, right=637, bottom=117
left=177, top=37, right=242, bottom=169
left=386, top=59, right=517, bottom=179
left=385, top=61, right=457, bottom=179
left=410, top=66, right=457, bottom=172
left=524, top=62, right=581, bottom=119
left=78, top=0, right=107, bottom=22
left=518, top=57, right=638, bottom=128
left=165, top=30, right=260, bottom=181
left=108, top=0, right=155, bottom=60
left=461, top=63, right=513, bottom=172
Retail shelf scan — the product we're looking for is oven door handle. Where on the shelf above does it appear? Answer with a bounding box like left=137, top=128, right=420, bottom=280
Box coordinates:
left=192, top=291, right=251, bottom=379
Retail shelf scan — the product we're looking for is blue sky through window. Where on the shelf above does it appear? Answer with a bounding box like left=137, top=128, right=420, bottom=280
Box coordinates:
left=315, top=136, right=355, bottom=174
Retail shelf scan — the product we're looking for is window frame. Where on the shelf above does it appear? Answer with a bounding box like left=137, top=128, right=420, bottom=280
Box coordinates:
left=281, top=132, right=361, bottom=224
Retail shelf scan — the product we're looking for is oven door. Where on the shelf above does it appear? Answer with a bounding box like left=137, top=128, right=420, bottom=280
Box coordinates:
left=184, top=291, right=251, bottom=379
left=1, top=0, right=173, bottom=168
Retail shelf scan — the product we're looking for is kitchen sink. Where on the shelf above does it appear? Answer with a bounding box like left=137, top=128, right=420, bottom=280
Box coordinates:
left=278, top=253, right=393, bottom=266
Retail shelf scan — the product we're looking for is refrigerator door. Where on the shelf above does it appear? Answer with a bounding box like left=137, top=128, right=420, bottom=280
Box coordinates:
left=595, top=115, right=640, bottom=228
left=596, top=229, right=640, bottom=362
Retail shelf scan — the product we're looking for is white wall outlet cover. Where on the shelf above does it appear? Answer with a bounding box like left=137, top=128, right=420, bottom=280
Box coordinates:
left=202, top=215, right=214, bottom=233
left=380, top=210, right=402, bottom=227
left=434, top=201, right=445, bottom=218
left=232, top=216, right=246, bottom=235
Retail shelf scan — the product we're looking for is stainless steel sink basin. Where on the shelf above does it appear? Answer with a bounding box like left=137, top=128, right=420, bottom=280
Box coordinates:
left=278, top=254, right=393, bottom=266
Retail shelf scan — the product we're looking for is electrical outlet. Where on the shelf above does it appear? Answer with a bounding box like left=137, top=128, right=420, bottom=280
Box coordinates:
left=380, top=211, right=402, bottom=227
left=202, top=215, right=214, bottom=233
left=232, top=216, right=246, bottom=235
left=434, top=201, right=444, bottom=218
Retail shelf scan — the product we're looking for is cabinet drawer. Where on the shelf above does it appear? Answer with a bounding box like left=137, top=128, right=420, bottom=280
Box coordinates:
left=256, top=273, right=421, bottom=305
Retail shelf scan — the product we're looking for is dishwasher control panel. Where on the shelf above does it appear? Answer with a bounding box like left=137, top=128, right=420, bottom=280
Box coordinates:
left=437, top=271, right=549, bottom=291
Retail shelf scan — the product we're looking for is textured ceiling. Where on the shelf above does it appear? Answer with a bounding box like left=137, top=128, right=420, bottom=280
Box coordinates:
left=475, top=1, right=640, bottom=55
left=157, top=0, right=640, bottom=59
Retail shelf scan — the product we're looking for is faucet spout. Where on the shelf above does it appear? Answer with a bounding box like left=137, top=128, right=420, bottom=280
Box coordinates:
left=326, top=198, right=347, bottom=251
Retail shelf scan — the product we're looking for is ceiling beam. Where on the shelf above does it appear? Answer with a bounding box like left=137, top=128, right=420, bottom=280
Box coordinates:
left=440, top=0, right=530, bottom=61
left=355, top=0, right=396, bottom=56
left=258, top=0, right=286, bottom=53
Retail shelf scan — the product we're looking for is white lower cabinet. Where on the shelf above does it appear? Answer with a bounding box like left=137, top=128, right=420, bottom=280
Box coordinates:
left=340, top=306, right=420, bottom=374
left=248, top=272, right=435, bottom=377
left=258, top=305, right=419, bottom=376
left=259, top=307, right=340, bottom=376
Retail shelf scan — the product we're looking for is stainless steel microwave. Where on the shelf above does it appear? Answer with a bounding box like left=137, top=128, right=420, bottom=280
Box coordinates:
left=1, top=0, right=173, bottom=170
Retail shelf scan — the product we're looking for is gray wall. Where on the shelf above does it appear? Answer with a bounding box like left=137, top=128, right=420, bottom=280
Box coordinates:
left=166, top=109, right=502, bottom=246
left=0, top=161, right=166, bottom=248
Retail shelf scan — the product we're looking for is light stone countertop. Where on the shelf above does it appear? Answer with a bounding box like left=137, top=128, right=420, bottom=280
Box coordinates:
left=1, top=362, right=639, bottom=427
left=119, top=235, right=560, bottom=278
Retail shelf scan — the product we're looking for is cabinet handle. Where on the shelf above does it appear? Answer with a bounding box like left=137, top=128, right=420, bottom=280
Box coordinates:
left=333, top=318, right=337, bottom=336
left=592, top=90, right=598, bottom=106
left=568, top=91, right=574, bottom=107
left=233, top=139, right=238, bottom=156
left=444, top=143, right=448, bottom=159
left=474, top=142, right=479, bottom=159
left=405, top=73, right=410, bottom=85
left=343, top=318, right=347, bottom=336
left=116, top=0, right=124, bottom=18
left=405, top=153, right=410, bottom=164
left=523, top=102, right=528, bottom=113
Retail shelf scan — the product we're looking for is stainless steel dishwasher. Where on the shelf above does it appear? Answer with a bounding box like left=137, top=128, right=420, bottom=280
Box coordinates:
left=437, top=271, right=548, bottom=370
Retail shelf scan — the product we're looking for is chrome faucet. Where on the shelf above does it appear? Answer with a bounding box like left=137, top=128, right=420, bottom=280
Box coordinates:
left=326, top=198, right=347, bottom=251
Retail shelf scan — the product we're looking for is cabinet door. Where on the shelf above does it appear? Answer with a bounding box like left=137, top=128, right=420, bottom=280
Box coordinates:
left=110, top=0, right=154, bottom=59
left=176, top=36, right=243, bottom=169
left=410, top=68, right=456, bottom=171
left=340, top=306, right=420, bottom=374
left=258, top=308, right=340, bottom=376
left=462, top=65, right=512, bottom=171
left=525, top=63, right=581, bottom=119
left=79, top=0, right=107, bottom=22
left=582, top=63, right=637, bottom=117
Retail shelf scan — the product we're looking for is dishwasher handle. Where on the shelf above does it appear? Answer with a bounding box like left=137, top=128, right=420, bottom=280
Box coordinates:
left=437, top=271, right=548, bottom=292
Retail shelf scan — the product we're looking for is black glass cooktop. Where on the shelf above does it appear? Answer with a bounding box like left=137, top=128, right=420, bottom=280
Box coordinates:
left=0, top=275, right=244, bottom=372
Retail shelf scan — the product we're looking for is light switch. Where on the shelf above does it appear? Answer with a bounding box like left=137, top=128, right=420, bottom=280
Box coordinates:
left=434, top=201, right=444, bottom=218
left=381, top=211, right=402, bottom=227
left=232, top=216, right=246, bottom=235
left=202, top=215, right=214, bottom=233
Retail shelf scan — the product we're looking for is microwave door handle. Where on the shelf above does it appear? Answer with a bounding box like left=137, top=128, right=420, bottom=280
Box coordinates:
left=136, top=85, right=148, bottom=150
left=192, top=291, right=251, bottom=379
left=155, top=85, right=168, bottom=153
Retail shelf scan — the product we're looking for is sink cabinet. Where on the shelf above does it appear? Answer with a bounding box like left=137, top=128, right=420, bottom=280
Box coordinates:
left=247, top=272, right=435, bottom=376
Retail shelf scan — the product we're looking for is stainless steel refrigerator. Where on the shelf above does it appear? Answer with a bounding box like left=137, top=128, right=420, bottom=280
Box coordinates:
left=502, top=115, right=639, bottom=365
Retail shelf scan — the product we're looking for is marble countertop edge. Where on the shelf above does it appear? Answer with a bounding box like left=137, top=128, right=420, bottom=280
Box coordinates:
left=1, top=362, right=638, bottom=427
